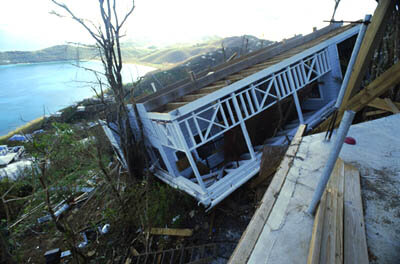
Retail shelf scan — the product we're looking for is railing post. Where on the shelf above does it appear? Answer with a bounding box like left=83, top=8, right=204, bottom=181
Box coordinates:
left=172, top=121, right=208, bottom=193
left=231, top=93, right=256, bottom=160
left=287, top=67, right=305, bottom=124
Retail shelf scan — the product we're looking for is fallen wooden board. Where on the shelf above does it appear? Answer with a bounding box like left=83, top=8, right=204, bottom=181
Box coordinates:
left=228, top=124, right=306, bottom=264
left=149, top=228, right=193, bottom=237
left=343, top=163, right=369, bottom=264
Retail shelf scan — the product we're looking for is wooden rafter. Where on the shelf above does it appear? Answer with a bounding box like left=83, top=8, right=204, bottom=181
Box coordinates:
left=368, top=97, right=400, bottom=113
left=346, top=61, right=400, bottom=113
left=339, top=0, right=396, bottom=109
left=317, top=0, right=397, bottom=131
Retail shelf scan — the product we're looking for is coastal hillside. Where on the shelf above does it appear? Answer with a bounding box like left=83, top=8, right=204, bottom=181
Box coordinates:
left=0, top=45, right=97, bottom=65
left=132, top=35, right=275, bottom=97
left=0, top=35, right=273, bottom=68
left=0, top=35, right=274, bottom=98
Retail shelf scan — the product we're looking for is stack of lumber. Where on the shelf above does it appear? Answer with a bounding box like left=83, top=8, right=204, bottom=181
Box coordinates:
left=307, top=159, right=369, bottom=264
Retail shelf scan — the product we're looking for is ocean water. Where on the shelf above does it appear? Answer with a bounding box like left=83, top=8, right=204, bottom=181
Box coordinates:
left=0, top=61, right=154, bottom=136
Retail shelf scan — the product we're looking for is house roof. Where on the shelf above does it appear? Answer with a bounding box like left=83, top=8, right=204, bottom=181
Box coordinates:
left=138, top=23, right=357, bottom=114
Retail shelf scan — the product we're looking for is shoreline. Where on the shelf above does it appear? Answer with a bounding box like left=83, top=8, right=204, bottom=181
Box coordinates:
left=0, top=116, right=45, bottom=141
left=0, top=60, right=158, bottom=141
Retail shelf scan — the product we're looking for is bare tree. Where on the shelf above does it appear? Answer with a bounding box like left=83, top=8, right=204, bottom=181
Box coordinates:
left=51, top=0, right=145, bottom=181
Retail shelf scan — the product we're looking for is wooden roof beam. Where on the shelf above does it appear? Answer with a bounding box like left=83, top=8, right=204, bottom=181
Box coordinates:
left=338, top=0, right=396, bottom=117
left=181, top=94, right=209, bottom=102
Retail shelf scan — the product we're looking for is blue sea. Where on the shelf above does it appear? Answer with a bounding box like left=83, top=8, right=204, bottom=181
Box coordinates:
left=0, top=61, right=154, bottom=136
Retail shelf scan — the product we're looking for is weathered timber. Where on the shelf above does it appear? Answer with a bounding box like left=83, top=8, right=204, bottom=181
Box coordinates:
left=307, top=159, right=344, bottom=264
left=181, top=94, right=209, bottom=102
left=165, top=102, right=187, bottom=111
left=343, top=163, right=369, bottom=264
left=339, top=0, right=396, bottom=110
left=365, top=110, right=388, bottom=117
left=384, top=98, right=400, bottom=113
left=368, top=97, right=400, bottom=113
left=149, top=228, right=193, bottom=237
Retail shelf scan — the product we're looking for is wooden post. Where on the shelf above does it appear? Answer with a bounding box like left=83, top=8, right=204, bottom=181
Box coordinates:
left=339, top=0, right=396, bottom=111
left=316, top=0, right=396, bottom=131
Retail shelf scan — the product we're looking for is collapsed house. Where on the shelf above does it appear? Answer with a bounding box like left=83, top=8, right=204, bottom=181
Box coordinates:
left=132, top=23, right=363, bottom=209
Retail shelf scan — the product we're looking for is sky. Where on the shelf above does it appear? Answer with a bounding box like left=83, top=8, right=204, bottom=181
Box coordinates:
left=0, top=0, right=378, bottom=51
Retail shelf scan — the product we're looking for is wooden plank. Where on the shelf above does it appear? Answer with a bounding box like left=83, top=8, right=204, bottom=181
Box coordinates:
left=316, top=1, right=396, bottom=132
left=194, top=83, right=227, bottom=93
left=149, top=228, right=193, bottom=237
left=181, top=94, right=208, bottom=102
left=165, top=102, right=186, bottom=111
left=367, top=97, right=400, bottom=113
left=307, top=190, right=327, bottom=264
left=343, top=163, right=369, bottom=264
left=365, top=110, right=388, bottom=117
left=336, top=160, right=344, bottom=264
left=307, top=159, right=344, bottom=264
left=339, top=0, right=396, bottom=110
left=346, top=62, right=400, bottom=112
left=316, top=61, right=400, bottom=132
left=384, top=98, right=400, bottom=113
left=228, top=124, right=306, bottom=264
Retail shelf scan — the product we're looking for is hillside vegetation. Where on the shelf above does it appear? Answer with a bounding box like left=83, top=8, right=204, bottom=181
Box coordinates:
left=0, top=35, right=274, bottom=97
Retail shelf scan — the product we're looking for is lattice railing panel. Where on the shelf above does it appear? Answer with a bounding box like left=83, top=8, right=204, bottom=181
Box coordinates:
left=150, top=49, right=330, bottom=151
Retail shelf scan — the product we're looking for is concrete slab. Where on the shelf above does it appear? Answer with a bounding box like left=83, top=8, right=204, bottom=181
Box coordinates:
left=245, top=114, right=400, bottom=264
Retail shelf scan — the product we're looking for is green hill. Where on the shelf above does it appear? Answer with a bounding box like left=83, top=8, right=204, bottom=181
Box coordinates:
left=0, top=45, right=97, bottom=65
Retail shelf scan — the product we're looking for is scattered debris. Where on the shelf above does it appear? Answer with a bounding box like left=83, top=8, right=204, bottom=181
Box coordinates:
left=172, top=215, right=180, bottom=223
left=344, top=136, right=356, bottom=145
left=44, top=248, right=61, bottom=264
left=60, top=250, right=71, bottom=258
left=8, top=134, right=30, bottom=142
left=78, top=232, right=88, bottom=248
left=149, top=228, right=193, bottom=237
left=99, top=223, right=110, bottom=234
left=0, top=145, right=25, bottom=166
left=37, top=203, right=70, bottom=224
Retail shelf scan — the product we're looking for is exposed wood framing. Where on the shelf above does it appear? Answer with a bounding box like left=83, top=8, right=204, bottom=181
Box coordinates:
left=307, top=158, right=344, bottom=264
left=140, top=23, right=344, bottom=112
left=364, top=109, right=388, bottom=117
left=346, top=62, right=400, bottom=112
left=317, top=0, right=396, bottom=131
left=368, top=97, right=400, bottom=113
left=383, top=98, right=400, bottom=113
left=317, top=61, right=400, bottom=132
left=228, top=125, right=306, bottom=264
left=339, top=0, right=396, bottom=110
